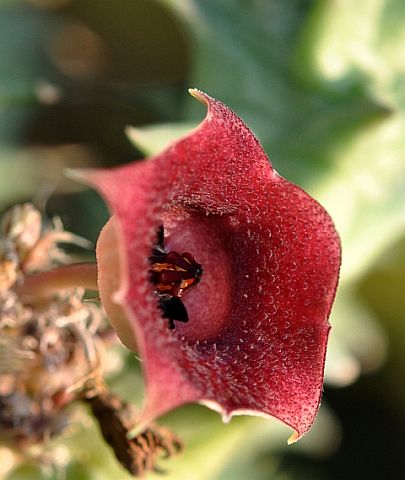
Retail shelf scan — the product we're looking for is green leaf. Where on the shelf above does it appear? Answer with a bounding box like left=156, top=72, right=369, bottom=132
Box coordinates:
left=0, top=7, right=57, bottom=106
left=125, top=122, right=197, bottom=156
left=160, top=0, right=405, bottom=283
left=314, top=112, right=405, bottom=282
left=325, top=286, right=387, bottom=386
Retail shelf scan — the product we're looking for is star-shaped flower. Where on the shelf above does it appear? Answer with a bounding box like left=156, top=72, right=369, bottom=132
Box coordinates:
left=81, top=90, right=340, bottom=442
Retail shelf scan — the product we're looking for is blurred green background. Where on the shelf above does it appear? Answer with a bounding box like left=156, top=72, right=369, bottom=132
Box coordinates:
left=0, top=0, right=404, bottom=478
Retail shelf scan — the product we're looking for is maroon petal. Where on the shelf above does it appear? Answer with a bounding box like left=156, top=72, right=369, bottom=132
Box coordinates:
left=82, top=90, right=340, bottom=442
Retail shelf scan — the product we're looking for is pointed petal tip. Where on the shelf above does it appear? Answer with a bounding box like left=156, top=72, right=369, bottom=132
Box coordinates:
left=64, top=167, right=86, bottom=182
left=199, top=401, right=306, bottom=444
left=65, top=166, right=126, bottom=207
left=126, top=424, right=145, bottom=439
left=188, top=88, right=209, bottom=105
left=124, top=125, right=139, bottom=143
left=287, top=431, right=300, bottom=445
left=63, top=167, right=101, bottom=187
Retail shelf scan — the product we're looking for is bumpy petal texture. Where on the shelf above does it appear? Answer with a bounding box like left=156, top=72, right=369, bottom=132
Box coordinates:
left=83, top=90, right=340, bottom=442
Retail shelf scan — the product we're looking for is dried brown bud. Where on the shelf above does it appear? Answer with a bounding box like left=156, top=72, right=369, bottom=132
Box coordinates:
left=86, top=390, right=182, bottom=477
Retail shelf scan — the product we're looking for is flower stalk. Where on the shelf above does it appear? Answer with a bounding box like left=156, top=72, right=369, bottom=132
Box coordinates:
left=18, top=262, right=98, bottom=303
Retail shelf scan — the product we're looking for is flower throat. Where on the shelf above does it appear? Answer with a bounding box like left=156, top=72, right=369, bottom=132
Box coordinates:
left=150, top=226, right=203, bottom=329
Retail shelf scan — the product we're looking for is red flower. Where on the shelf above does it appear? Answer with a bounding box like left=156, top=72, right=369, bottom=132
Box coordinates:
left=81, top=90, right=340, bottom=442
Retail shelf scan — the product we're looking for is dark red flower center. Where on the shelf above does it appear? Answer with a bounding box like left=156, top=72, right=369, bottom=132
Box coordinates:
left=150, top=226, right=203, bottom=329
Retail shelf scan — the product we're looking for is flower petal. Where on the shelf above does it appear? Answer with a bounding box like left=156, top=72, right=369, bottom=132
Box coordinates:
left=82, top=90, right=340, bottom=441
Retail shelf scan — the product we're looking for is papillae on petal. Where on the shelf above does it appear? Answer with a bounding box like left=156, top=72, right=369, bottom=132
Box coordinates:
left=80, top=90, right=341, bottom=442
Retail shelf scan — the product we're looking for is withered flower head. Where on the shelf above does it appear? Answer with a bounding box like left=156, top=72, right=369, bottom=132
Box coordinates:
left=0, top=204, right=103, bottom=450
left=81, top=90, right=341, bottom=442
